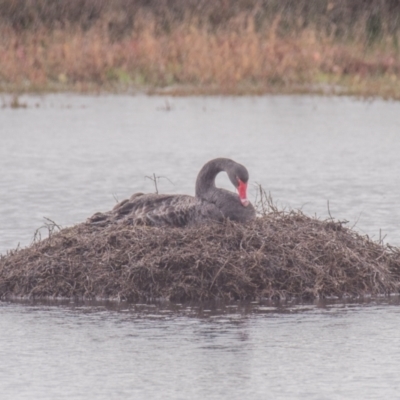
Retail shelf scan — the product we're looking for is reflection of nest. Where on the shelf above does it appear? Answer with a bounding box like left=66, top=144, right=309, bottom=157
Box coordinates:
left=1, top=205, right=400, bottom=301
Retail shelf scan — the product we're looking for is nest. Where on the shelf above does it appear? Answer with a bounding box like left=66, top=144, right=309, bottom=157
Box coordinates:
left=1, top=204, right=400, bottom=301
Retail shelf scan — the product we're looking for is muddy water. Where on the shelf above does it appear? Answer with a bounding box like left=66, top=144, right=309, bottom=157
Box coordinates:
left=1, top=95, right=400, bottom=399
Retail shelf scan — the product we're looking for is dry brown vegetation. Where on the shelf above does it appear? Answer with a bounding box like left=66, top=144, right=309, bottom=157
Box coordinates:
left=0, top=0, right=400, bottom=97
left=1, top=199, right=400, bottom=302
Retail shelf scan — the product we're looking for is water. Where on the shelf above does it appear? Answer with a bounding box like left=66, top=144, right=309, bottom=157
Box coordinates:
left=1, top=94, right=399, bottom=252
left=1, top=299, right=400, bottom=400
left=1, top=94, right=400, bottom=399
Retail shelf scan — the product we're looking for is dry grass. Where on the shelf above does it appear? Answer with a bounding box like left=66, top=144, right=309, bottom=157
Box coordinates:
left=1, top=199, right=400, bottom=302
left=0, top=0, right=399, bottom=97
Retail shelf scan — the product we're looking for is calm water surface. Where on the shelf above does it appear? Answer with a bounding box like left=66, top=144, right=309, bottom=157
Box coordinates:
left=1, top=299, right=400, bottom=400
left=1, top=94, right=400, bottom=399
left=1, top=94, right=399, bottom=251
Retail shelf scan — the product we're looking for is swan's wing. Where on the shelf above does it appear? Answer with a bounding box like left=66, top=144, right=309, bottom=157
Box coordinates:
left=88, top=188, right=254, bottom=227
left=113, top=193, right=197, bottom=227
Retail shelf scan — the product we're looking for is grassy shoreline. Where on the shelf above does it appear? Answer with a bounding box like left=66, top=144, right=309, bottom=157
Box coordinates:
left=1, top=0, right=400, bottom=99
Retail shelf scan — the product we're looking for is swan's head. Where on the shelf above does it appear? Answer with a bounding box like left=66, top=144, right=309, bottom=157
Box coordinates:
left=227, top=164, right=250, bottom=207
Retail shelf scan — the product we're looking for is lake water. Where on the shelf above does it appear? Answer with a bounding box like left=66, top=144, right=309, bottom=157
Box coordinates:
left=1, top=94, right=400, bottom=399
left=2, top=299, right=400, bottom=400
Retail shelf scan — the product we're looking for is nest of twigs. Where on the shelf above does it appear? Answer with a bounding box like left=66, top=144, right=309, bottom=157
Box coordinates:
left=1, top=200, right=400, bottom=301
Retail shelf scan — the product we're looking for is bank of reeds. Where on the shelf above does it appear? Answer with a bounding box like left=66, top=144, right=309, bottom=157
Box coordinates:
left=1, top=201, right=400, bottom=301
left=0, top=0, right=400, bottom=97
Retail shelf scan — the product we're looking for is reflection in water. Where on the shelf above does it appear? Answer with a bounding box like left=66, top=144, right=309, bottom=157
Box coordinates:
left=1, top=298, right=400, bottom=400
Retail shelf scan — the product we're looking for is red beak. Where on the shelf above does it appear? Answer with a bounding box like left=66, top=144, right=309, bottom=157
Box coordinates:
left=238, top=179, right=249, bottom=207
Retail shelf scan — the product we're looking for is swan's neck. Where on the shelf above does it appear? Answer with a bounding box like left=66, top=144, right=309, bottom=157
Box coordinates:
left=195, top=159, right=233, bottom=201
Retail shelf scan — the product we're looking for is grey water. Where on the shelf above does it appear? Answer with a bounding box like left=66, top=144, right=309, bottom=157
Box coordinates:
left=1, top=95, right=400, bottom=252
left=2, top=299, right=400, bottom=400
left=1, top=94, right=400, bottom=399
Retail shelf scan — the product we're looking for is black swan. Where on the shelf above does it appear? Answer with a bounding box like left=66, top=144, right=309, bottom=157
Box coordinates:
left=90, top=158, right=255, bottom=227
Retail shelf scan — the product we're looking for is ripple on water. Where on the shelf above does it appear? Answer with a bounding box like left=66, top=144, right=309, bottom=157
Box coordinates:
left=1, top=298, right=400, bottom=399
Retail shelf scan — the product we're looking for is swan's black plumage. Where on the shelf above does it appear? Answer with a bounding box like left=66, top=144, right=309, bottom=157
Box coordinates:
left=90, top=158, right=255, bottom=227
